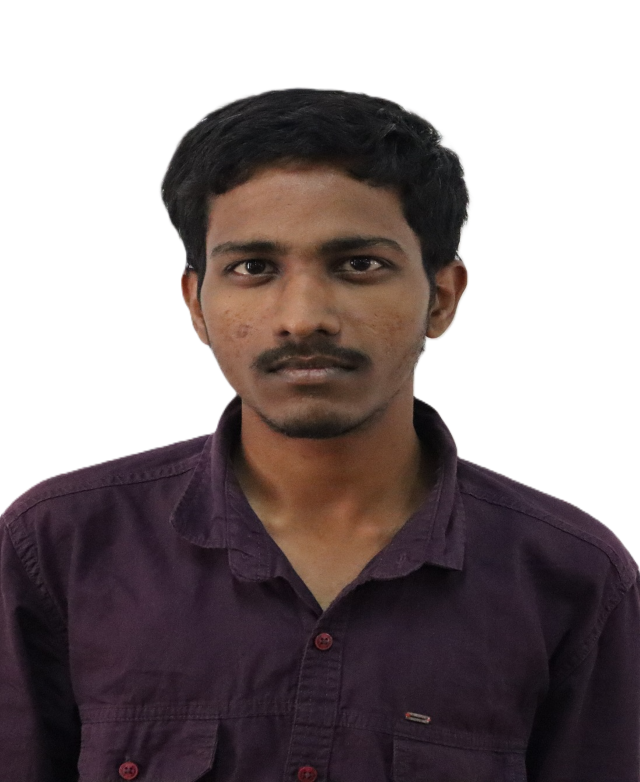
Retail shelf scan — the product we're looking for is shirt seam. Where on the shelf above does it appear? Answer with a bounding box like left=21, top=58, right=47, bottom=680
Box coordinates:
left=0, top=450, right=205, bottom=628
left=2, top=452, right=203, bottom=528
left=458, top=484, right=638, bottom=688
left=80, top=704, right=295, bottom=723
left=458, top=484, right=637, bottom=586
left=548, top=574, right=637, bottom=688
left=4, top=517, right=69, bottom=636
left=338, top=709, right=526, bottom=752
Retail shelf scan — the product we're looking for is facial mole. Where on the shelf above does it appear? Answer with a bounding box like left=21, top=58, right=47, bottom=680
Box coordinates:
left=236, top=324, right=252, bottom=338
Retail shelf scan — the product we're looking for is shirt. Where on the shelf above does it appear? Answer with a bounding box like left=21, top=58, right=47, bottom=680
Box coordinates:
left=1, top=395, right=638, bottom=782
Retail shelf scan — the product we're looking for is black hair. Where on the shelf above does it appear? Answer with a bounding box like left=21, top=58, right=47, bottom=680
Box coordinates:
left=161, top=88, right=468, bottom=301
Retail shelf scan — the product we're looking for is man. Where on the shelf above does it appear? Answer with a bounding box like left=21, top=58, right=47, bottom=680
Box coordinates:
left=1, top=89, right=638, bottom=781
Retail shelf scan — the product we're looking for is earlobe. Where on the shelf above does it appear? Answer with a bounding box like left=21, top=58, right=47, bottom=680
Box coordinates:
left=181, top=270, right=210, bottom=347
left=425, top=260, right=467, bottom=339
left=181, top=270, right=193, bottom=308
left=426, top=314, right=446, bottom=339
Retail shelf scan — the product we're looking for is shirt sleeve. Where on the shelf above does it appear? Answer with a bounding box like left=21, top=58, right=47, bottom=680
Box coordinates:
left=0, top=519, right=80, bottom=780
left=526, top=572, right=640, bottom=781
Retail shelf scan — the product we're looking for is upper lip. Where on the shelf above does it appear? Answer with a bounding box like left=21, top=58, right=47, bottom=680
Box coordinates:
left=270, top=356, right=355, bottom=372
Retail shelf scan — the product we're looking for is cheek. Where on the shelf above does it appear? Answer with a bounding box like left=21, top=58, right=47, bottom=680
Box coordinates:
left=206, top=309, right=253, bottom=356
left=235, top=323, right=252, bottom=339
left=206, top=306, right=257, bottom=368
left=358, top=305, right=427, bottom=361
left=385, top=314, right=425, bottom=362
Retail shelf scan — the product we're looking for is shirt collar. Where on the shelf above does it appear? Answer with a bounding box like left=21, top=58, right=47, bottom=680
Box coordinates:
left=170, top=395, right=465, bottom=581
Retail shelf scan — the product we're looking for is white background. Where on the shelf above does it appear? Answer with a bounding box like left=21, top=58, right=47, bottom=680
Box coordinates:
left=1, top=1, right=638, bottom=560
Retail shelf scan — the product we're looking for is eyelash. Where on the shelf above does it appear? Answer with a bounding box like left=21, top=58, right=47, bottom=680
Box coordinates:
left=224, top=256, right=389, bottom=277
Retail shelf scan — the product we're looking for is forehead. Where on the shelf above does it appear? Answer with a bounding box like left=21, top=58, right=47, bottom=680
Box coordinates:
left=205, top=163, right=419, bottom=252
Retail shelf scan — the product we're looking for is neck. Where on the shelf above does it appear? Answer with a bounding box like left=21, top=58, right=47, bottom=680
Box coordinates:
left=231, top=385, right=435, bottom=539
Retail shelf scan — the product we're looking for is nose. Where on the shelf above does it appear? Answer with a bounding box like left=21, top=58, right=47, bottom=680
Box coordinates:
left=273, top=269, right=341, bottom=339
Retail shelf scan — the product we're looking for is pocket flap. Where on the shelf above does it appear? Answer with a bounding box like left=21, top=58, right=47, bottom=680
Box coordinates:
left=394, top=734, right=525, bottom=782
left=78, top=717, right=219, bottom=782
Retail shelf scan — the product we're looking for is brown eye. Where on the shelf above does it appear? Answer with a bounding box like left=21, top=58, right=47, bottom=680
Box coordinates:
left=341, top=257, right=385, bottom=273
left=232, top=260, right=272, bottom=275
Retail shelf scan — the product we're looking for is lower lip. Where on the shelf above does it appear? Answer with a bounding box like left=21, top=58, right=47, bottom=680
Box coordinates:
left=272, top=366, right=353, bottom=383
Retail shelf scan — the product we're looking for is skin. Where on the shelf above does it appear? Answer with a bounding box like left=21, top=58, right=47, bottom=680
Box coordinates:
left=182, top=162, right=467, bottom=609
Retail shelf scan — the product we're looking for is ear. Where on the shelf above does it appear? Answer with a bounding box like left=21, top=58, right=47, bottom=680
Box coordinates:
left=426, top=260, right=468, bottom=339
left=181, top=270, right=210, bottom=346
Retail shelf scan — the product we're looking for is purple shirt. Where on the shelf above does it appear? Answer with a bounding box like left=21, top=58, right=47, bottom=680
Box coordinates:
left=1, top=396, right=638, bottom=781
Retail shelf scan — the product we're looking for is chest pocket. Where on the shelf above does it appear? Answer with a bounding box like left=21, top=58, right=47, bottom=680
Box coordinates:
left=77, top=716, right=219, bottom=782
left=393, top=734, right=526, bottom=782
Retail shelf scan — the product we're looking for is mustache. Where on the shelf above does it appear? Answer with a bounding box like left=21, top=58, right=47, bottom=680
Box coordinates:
left=252, top=339, right=370, bottom=373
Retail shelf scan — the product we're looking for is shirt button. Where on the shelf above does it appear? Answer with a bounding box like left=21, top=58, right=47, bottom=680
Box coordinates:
left=298, top=766, right=318, bottom=781
left=314, top=632, right=333, bottom=650
left=119, top=762, right=139, bottom=780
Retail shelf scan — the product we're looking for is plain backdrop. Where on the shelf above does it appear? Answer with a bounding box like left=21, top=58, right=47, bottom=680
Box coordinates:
left=1, top=0, right=638, bottom=561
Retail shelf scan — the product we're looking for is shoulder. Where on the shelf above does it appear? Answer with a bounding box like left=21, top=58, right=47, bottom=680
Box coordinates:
left=0, top=434, right=213, bottom=627
left=1, top=434, right=211, bottom=534
left=457, top=458, right=638, bottom=589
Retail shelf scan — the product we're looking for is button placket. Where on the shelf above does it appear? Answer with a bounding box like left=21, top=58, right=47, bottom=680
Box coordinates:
left=283, top=601, right=352, bottom=782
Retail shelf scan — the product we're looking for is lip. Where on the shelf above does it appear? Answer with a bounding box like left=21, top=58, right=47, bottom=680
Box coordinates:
left=270, top=365, right=354, bottom=384
left=269, top=356, right=356, bottom=372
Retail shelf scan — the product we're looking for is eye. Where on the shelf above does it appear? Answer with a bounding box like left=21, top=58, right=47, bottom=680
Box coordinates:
left=226, top=259, right=275, bottom=276
left=337, top=256, right=386, bottom=274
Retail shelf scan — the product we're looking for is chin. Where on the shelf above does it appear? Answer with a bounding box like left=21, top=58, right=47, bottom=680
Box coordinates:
left=264, top=416, right=358, bottom=440
left=252, top=398, right=385, bottom=440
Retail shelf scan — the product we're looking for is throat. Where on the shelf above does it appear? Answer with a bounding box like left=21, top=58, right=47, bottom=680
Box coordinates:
left=268, top=525, right=400, bottom=611
left=229, top=425, right=438, bottom=609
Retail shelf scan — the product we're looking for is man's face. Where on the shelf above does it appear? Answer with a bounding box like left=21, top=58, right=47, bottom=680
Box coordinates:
left=183, top=163, right=438, bottom=439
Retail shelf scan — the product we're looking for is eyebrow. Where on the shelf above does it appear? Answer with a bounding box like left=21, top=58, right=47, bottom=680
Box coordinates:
left=208, top=235, right=405, bottom=259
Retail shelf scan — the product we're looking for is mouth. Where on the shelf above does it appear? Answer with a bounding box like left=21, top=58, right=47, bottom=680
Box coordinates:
left=268, top=356, right=356, bottom=372
left=267, top=356, right=357, bottom=384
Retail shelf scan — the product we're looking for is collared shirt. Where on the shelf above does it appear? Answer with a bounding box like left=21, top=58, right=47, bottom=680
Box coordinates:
left=1, top=395, right=638, bottom=781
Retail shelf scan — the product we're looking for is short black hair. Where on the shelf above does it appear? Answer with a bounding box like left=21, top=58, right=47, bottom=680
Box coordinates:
left=161, top=88, right=469, bottom=300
